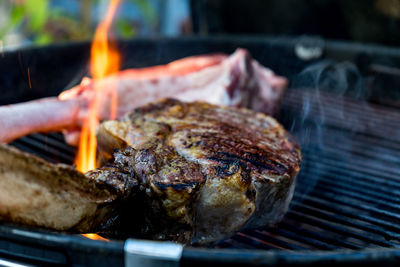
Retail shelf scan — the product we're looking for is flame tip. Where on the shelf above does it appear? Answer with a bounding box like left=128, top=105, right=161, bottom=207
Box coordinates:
left=81, top=233, right=110, bottom=242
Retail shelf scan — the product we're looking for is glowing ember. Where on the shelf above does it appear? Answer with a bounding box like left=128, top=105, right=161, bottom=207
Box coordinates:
left=81, top=233, right=110, bottom=242
left=76, top=0, right=121, bottom=173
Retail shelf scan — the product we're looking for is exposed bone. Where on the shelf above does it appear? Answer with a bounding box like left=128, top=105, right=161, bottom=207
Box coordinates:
left=0, top=49, right=287, bottom=144
left=0, top=98, right=85, bottom=143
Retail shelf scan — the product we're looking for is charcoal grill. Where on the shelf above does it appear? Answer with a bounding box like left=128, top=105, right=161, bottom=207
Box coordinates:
left=1, top=36, right=400, bottom=266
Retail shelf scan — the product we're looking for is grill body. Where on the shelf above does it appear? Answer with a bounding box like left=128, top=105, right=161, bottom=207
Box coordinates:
left=0, top=36, right=400, bottom=266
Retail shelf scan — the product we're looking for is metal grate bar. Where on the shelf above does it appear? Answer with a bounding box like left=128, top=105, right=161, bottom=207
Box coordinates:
left=11, top=138, right=71, bottom=164
left=284, top=90, right=400, bottom=141
left=294, top=194, right=400, bottom=236
left=240, top=230, right=309, bottom=250
left=303, top=145, right=400, bottom=178
left=254, top=228, right=337, bottom=250
left=297, top=126, right=400, bottom=166
left=291, top=200, right=400, bottom=243
left=29, top=133, right=75, bottom=155
left=10, top=134, right=75, bottom=164
left=286, top=211, right=393, bottom=247
left=306, top=182, right=400, bottom=214
left=232, top=232, right=290, bottom=250
left=278, top=221, right=358, bottom=249
left=307, top=159, right=400, bottom=192
left=300, top=166, right=400, bottom=204
left=285, top=100, right=400, bottom=134
left=303, top=147, right=400, bottom=182
left=286, top=89, right=400, bottom=119
left=304, top=189, right=400, bottom=222
left=317, top=140, right=400, bottom=167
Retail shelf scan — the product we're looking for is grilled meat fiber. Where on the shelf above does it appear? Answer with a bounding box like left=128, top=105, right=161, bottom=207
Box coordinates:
left=0, top=99, right=301, bottom=244
left=0, top=144, right=135, bottom=232
left=94, top=99, right=301, bottom=243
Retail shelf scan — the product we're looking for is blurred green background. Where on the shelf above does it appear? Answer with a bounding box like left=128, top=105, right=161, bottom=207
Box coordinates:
left=0, top=0, right=191, bottom=48
left=2, top=0, right=400, bottom=48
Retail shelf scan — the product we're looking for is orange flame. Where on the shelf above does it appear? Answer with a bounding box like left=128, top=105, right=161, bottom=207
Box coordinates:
left=76, top=0, right=121, bottom=173
left=81, top=233, right=110, bottom=242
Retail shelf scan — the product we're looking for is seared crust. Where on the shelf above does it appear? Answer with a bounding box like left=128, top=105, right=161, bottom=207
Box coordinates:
left=97, top=98, right=301, bottom=243
left=128, top=99, right=301, bottom=178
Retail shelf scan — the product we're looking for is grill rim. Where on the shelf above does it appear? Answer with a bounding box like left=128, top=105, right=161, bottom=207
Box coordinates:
left=2, top=223, right=400, bottom=266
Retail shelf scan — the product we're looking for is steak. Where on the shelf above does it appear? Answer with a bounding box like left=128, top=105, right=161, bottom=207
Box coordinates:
left=94, top=98, right=301, bottom=243
left=0, top=99, right=300, bottom=243
left=0, top=144, right=135, bottom=232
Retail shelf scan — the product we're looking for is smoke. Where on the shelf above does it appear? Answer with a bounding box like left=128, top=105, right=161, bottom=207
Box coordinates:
left=289, top=59, right=365, bottom=201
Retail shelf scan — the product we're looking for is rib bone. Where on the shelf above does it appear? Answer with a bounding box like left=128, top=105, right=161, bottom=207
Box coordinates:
left=0, top=49, right=287, bottom=144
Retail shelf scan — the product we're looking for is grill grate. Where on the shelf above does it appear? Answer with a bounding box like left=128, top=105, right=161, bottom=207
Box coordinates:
left=8, top=88, right=400, bottom=253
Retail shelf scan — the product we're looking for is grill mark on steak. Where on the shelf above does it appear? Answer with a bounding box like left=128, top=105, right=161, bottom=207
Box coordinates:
left=127, top=98, right=300, bottom=176
left=169, top=124, right=293, bottom=176
left=208, top=151, right=288, bottom=175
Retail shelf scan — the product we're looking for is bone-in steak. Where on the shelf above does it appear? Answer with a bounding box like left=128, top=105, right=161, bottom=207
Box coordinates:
left=95, top=98, right=301, bottom=243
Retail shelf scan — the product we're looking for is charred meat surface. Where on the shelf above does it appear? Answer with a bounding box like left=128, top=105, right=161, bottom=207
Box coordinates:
left=0, top=144, right=136, bottom=232
left=95, top=99, right=301, bottom=244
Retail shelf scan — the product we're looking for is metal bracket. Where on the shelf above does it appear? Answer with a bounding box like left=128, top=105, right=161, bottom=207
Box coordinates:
left=124, top=239, right=183, bottom=267
left=295, top=36, right=325, bottom=61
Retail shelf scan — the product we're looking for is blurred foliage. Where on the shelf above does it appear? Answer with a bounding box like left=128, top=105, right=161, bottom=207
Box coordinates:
left=0, top=0, right=158, bottom=46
